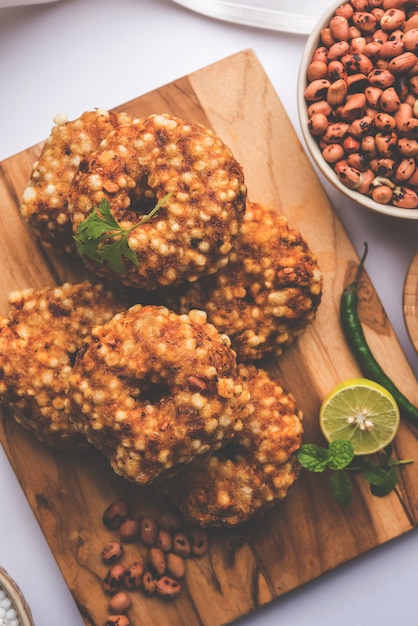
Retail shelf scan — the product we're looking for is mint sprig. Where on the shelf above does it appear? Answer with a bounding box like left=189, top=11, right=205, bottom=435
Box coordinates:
left=74, top=192, right=172, bottom=274
left=297, top=440, right=413, bottom=505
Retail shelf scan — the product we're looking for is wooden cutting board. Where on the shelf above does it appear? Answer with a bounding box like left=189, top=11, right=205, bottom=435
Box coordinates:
left=404, top=251, right=418, bottom=354
left=1, top=49, right=418, bottom=626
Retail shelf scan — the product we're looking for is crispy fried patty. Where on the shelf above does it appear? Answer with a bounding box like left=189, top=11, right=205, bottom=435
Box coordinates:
left=162, top=201, right=323, bottom=361
left=20, top=109, right=134, bottom=253
left=0, top=281, right=127, bottom=448
left=68, top=305, right=250, bottom=484
left=68, top=113, right=247, bottom=289
left=158, top=363, right=303, bottom=526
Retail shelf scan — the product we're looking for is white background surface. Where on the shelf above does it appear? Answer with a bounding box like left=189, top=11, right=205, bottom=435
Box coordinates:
left=0, top=1, right=417, bottom=625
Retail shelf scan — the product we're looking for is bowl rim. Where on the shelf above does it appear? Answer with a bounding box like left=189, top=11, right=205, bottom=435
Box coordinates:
left=297, top=0, right=418, bottom=221
left=0, top=566, right=34, bottom=626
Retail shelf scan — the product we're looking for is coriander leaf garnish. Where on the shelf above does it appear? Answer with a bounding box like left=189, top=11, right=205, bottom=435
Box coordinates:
left=74, top=192, right=172, bottom=274
left=297, top=440, right=413, bottom=505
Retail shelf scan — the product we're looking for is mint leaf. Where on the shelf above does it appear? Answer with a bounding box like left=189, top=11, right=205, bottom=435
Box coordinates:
left=363, top=463, right=398, bottom=497
left=329, top=471, right=352, bottom=505
left=328, top=439, right=355, bottom=471
left=297, top=444, right=329, bottom=472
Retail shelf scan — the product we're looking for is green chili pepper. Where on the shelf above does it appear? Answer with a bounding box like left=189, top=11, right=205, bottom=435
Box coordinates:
left=340, top=242, right=418, bottom=425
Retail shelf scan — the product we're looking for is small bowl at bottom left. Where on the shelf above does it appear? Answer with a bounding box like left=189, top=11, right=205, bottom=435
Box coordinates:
left=0, top=567, right=34, bottom=626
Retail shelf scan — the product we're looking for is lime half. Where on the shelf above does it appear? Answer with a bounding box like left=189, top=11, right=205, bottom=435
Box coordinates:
left=319, top=378, right=400, bottom=455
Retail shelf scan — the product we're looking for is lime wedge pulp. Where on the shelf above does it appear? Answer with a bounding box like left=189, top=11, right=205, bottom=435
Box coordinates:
left=319, top=378, right=400, bottom=456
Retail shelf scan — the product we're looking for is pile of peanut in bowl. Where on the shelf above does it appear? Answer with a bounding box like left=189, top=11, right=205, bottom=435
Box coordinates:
left=297, top=0, right=418, bottom=220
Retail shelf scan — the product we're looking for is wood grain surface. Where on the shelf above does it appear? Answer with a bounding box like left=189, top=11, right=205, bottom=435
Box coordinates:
left=404, top=251, right=418, bottom=353
left=0, top=50, right=418, bottom=626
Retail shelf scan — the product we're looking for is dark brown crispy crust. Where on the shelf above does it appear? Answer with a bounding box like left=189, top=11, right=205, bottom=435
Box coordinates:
left=20, top=109, right=134, bottom=253
left=0, top=282, right=127, bottom=448
left=158, top=363, right=303, bottom=527
left=68, top=114, right=247, bottom=289
left=68, top=305, right=251, bottom=484
left=162, top=201, right=323, bottom=361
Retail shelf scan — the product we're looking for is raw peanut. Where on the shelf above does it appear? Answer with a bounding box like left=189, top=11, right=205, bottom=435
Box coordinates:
left=379, top=86, right=401, bottom=112
left=382, top=0, right=410, bottom=8
left=365, top=85, right=383, bottom=107
left=341, top=52, right=374, bottom=73
left=142, top=571, right=156, bottom=596
left=103, top=500, right=129, bottom=531
left=173, top=532, right=191, bottom=557
left=403, top=118, right=418, bottom=137
left=140, top=518, right=158, bottom=546
left=104, top=564, right=126, bottom=594
left=156, top=576, right=181, bottom=600
left=343, top=136, right=361, bottom=153
left=304, top=79, right=331, bottom=102
left=340, top=93, right=366, bottom=121
left=350, top=36, right=367, bottom=54
left=308, top=113, right=329, bottom=135
left=352, top=12, right=378, bottom=34
left=371, top=7, right=385, bottom=22
left=307, top=61, right=328, bottom=81
left=394, top=102, right=413, bottom=131
left=395, top=157, right=415, bottom=181
left=373, top=28, right=390, bottom=44
left=124, top=560, right=144, bottom=590
left=321, top=27, right=336, bottom=47
left=108, top=592, right=131, bottom=614
left=149, top=547, right=167, bottom=576
left=405, top=166, right=418, bottom=187
left=379, top=39, right=405, bottom=58
left=404, top=15, right=418, bottom=33
left=322, top=122, right=350, bottom=143
left=346, top=73, right=369, bottom=93
left=335, top=164, right=363, bottom=189
left=158, top=510, right=182, bottom=533
left=328, top=41, right=350, bottom=60
left=398, top=137, right=418, bottom=156
left=375, top=131, right=398, bottom=156
left=372, top=184, right=394, bottom=203
left=190, top=527, right=209, bottom=557
left=347, top=152, right=370, bottom=171
left=348, top=115, right=374, bottom=138
left=374, top=111, right=396, bottom=131
left=330, top=15, right=351, bottom=41
left=336, top=3, right=354, bottom=19
left=361, top=135, right=377, bottom=157
left=408, top=75, right=418, bottom=95
left=157, top=529, right=173, bottom=552
left=357, top=168, right=375, bottom=194
left=349, top=25, right=362, bottom=39
left=368, top=68, right=395, bottom=87
left=380, top=8, right=406, bottom=31
left=118, top=517, right=139, bottom=543
left=387, top=28, right=404, bottom=42
left=102, top=541, right=123, bottom=565
left=388, top=51, right=418, bottom=73
left=312, top=46, right=328, bottom=63
left=166, top=553, right=186, bottom=579
left=393, top=185, right=418, bottom=208
left=327, top=79, right=348, bottom=106
left=352, top=0, right=369, bottom=11
left=404, top=28, right=418, bottom=52
left=322, top=143, right=346, bottom=163
left=374, top=158, right=396, bottom=176
left=364, top=40, right=382, bottom=57
left=307, top=100, right=332, bottom=117
left=327, top=60, right=347, bottom=81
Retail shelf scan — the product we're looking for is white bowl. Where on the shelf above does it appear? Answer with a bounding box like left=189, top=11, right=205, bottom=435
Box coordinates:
left=297, top=0, right=418, bottom=220
left=0, top=567, right=34, bottom=626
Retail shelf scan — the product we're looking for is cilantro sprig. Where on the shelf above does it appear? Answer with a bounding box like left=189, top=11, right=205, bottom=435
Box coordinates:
left=74, top=192, right=172, bottom=274
left=297, top=440, right=413, bottom=505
